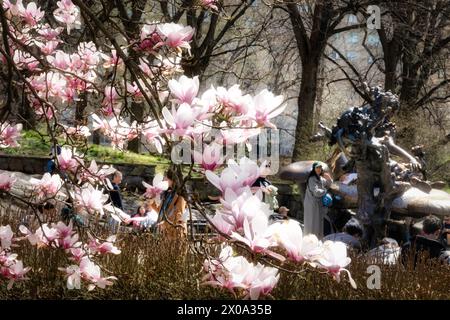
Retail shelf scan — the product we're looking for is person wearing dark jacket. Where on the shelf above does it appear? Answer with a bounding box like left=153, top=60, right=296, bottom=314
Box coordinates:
left=109, top=171, right=123, bottom=210
left=401, top=215, right=446, bottom=266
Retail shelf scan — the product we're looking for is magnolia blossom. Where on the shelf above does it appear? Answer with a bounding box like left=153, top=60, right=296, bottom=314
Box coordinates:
left=200, top=0, right=219, bottom=11
left=60, top=265, right=81, bottom=289
left=139, top=23, right=163, bottom=51
left=168, top=75, right=199, bottom=105
left=162, top=103, right=197, bottom=137
left=53, top=0, right=82, bottom=34
left=219, top=187, right=271, bottom=231
left=79, top=257, right=117, bottom=290
left=0, top=225, right=14, bottom=249
left=57, top=147, right=81, bottom=172
left=64, top=125, right=91, bottom=137
left=0, top=122, right=22, bottom=148
left=272, top=220, right=323, bottom=263
left=231, top=214, right=276, bottom=254
left=30, top=173, right=63, bottom=200
left=74, top=184, right=109, bottom=216
left=19, top=223, right=59, bottom=248
left=87, top=235, right=121, bottom=255
left=316, top=241, right=356, bottom=288
left=250, top=89, right=286, bottom=128
left=216, top=85, right=252, bottom=115
left=18, top=1, right=45, bottom=26
left=142, top=173, right=169, bottom=204
left=203, top=246, right=279, bottom=300
left=0, top=172, right=16, bottom=191
left=78, top=160, right=116, bottom=184
left=157, top=23, right=194, bottom=52
left=206, top=158, right=260, bottom=194
left=61, top=257, right=117, bottom=291
left=193, top=143, right=223, bottom=171
left=3, top=260, right=31, bottom=290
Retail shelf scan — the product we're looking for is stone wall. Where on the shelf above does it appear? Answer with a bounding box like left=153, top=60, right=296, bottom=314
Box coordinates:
left=0, top=153, right=156, bottom=190
left=0, top=154, right=303, bottom=220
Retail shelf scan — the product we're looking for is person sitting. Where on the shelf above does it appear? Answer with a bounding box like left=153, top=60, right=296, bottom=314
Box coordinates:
left=269, top=206, right=290, bottom=223
left=401, top=215, right=446, bottom=267
left=324, top=218, right=363, bottom=251
left=109, top=171, right=124, bottom=210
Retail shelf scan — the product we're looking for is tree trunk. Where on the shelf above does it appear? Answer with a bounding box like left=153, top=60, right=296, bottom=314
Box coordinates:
left=292, top=62, right=319, bottom=162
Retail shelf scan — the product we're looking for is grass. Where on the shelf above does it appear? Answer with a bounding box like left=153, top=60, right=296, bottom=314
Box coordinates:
left=1, top=129, right=171, bottom=171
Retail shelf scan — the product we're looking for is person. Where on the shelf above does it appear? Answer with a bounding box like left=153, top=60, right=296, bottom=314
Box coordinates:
left=109, top=170, right=123, bottom=210
left=269, top=206, right=290, bottom=223
left=303, top=161, right=333, bottom=239
left=401, top=215, right=446, bottom=267
left=127, top=205, right=157, bottom=232
left=251, top=160, right=279, bottom=210
left=324, top=218, right=363, bottom=251
left=46, top=145, right=61, bottom=174
left=153, top=168, right=187, bottom=240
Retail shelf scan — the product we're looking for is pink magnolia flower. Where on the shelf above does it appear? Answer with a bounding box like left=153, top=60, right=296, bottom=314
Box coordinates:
left=37, top=24, right=63, bottom=41
left=19, top=223, right=59, bottom=247
left=64, top=125, right=91, bottom=138
left=0, top=122, right=22, bottom=148
left=218, top=187, right=271, bottom=231
left=209, top=212, right=235, bottom=236
left=79, top=257, right=117, bottom=290
left=21, top=2, right=45, bottom=26
left=142, top=119, right=165, bottom=154
left=87, top=235, right=121, bottom=255
left=69, top=247, right=85, bottom=263
left=4, top=260, right=31, bottom=290
left=139, top=23, right=163, bottom=51
left=36, top=40, right=60, bottom=55
left=2, top=0, right=24, bottom=16
left=59, top=265, right=81, bottom=289
left=101, top=49, right=124, bottom=69
left=156, top=23, right=194, bottom=52
left=250, top=89, right=286, bottom=128
left=0, top=172, right=16, bottom=191
left=0, top=225, right=14, bottom=249
left=30, top=173, right=63, bottom=200
left=219, top=127, right=260, bottom=145
left=216, top=85, right=252, bottom=115
left=271, top=220, right=322, bottom=263
left=316, top=240, right=356, bottom=288
left=53, top=0, right=82, bottom=34
left=231, top=214, right=275, bottom=254
left=102, top=85, right=122, bottom=116
left=78, top=160, right=115, bottom=184
left=244, top=262, right=279, bottom=300
left=168, top=75, right=199, bottom=105
left=227, top=157, right=260, bottom=188
left=203, top=246, right=279, bottom=299
left=142, top=173, right=169, bottom=203
left=77, top=42, right=101, bottom=69
left=200, top=0, right=218, bottom=11
left=47, top=50, right=72, bottom=70
left=162, top=103, right=197, bottom=136
left=57, top=146, right=81, bottom=172
left=74, top=184, right=109, bottom=216
left=205, top=167, right=246, bottom=195
left=193, top=143, right=223, bottom=171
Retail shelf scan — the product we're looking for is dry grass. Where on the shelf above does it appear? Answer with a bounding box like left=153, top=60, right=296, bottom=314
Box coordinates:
left=1, top=207, right=449, bottom=300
